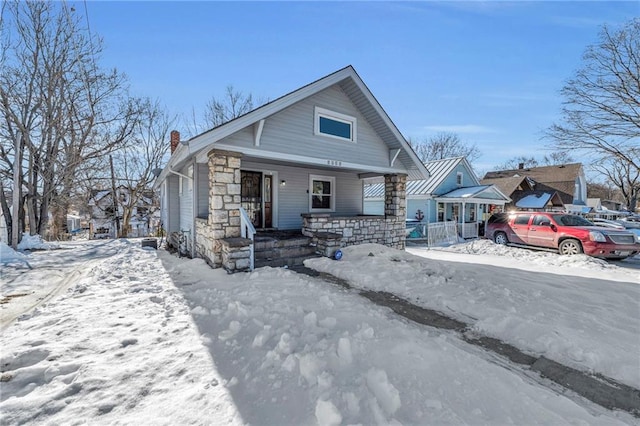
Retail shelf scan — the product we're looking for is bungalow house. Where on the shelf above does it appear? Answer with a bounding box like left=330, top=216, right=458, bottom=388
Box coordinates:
left=479, top=175, right=565, bottom=212
left=482, top=163, right=588, bottom=213
left=154, top=66, right=429, bottom=272
left=363, top=156, right=511, bottom=242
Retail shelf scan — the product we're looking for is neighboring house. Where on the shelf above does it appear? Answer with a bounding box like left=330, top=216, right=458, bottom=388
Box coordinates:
left=482, top=163, right=588, bottom=212
left=154, top=65, right=428, bottom=272
left=89, top=187, right=159, bottom=239
left=364, top=156, right=511, bottom=240
left=479, top=175, right=563, bottom=211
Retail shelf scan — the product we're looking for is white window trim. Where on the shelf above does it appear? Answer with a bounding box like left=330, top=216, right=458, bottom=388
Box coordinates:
left=314, top=106, right=357, bottom=143
left=456, top=172, right=463, bottom=187
left=309, top=174, right=336, bottom=212
left=179, top=176, right=183, bottom=196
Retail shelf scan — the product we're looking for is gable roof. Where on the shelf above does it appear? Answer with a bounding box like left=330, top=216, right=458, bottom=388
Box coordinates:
left=482, top=163, right=584, bottom=205
left=364, top=156, right=476, bottom=198
left=479, top=175, right=535, bottom=197
left=483, top=163, right=583, bottom=183
left=157, top=66, right=429, bottom=185
left=512, top=191, right=564, bottom=209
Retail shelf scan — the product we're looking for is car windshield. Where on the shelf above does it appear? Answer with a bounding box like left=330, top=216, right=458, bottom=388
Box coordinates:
left=551, top=214, right=594, bottom=227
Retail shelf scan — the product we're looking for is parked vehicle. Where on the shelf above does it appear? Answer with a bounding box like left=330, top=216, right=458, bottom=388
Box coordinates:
left=589, top=217, right=625, bottom=230
left=486, top=212, right=638, bottom=259
left=612, top=218, right=640, bottom=244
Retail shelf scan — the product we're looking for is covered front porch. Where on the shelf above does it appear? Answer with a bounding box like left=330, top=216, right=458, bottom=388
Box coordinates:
left=193, top=149, right=410, bottom=272
left=408, top=185, right=510, bottom=245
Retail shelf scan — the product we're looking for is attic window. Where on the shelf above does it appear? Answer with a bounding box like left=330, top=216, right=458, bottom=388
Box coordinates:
left=456, top=172, right=463, bottom=186
left=314, top=107, right=356, bottom=143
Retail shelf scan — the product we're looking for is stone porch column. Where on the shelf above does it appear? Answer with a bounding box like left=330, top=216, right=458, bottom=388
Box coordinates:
left=208, top=149, right=242, bottom=267
left=384, top=174, right=407, bottom=218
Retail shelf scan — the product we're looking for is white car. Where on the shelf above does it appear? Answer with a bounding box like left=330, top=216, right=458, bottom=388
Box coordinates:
left=590, top=218, right=625, bottom=230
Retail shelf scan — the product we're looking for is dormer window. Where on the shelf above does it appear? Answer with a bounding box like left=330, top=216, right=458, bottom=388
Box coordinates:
left=314, top=107, right=356, bottom=143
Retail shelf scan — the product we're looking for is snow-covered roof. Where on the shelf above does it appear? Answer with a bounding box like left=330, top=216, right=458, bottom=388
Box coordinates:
left=515, top=192, right=553, bottom=209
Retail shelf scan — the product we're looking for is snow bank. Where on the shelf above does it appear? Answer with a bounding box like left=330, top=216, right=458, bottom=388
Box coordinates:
left=16, top=233, right=60, bottom=251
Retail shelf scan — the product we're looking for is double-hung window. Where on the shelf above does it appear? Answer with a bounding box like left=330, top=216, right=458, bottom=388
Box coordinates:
left=314, top=107, right=356, bottom=143
left=309, top=175, right=335, bottom=212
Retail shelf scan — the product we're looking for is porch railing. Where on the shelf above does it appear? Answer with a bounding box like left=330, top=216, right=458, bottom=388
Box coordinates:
left=457, top=222, right=479, bottom=239
left=427, top=222, right=458, bottom=247
left=239, top=207, right=256, bottom=270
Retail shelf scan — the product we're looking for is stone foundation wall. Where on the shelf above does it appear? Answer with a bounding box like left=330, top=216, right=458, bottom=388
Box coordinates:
left=195, top=218, right=217, bottom=266
left=220, top=238, right=252, bottom=273
left=301, top=214, right=405, bottom=257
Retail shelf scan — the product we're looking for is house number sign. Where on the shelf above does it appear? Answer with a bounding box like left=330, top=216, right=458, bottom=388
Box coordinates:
left=326, top=159, right=342, bottom=167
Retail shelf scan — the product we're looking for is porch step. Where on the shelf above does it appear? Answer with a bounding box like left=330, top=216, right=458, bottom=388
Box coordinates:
left=253, top=232, right=320, bottom=268
left=254, top=254, right=322, bottom=269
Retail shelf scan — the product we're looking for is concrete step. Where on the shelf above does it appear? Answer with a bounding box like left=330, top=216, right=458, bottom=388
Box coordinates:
left=254, top=245, right=317, bottom=260
left=255, top=253, right=322, bottom=269
left=254, top=236, right=312, bottom=251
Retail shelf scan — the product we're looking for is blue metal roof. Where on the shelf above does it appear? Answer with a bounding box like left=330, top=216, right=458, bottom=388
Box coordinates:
left=364, top=157, right=472, bottom=198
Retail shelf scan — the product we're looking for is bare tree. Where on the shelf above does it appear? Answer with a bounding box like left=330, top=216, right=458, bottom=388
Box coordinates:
left=494, top=151, right=575, bottom=170
left=205, top=85, right=255, bottom=128
left=587, top=180, right=621, bottom=202
left=409, top=132, right=481, bottom=163
left=494, top=156, right=539, bottom=170
left=109, top=98, right=176, bottom=237
left=546, top=18, right=640, bottom=175
left=0, top=1, right=137, bottom=245
left=541, top=151, right=574, bottom=166
left=183, top=86, right=267, bottom=137
left=593, top=157, right=639, bottom=211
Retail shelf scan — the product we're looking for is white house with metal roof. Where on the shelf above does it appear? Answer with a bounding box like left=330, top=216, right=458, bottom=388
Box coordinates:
left=155, top=66, right=429, bottom=271
left=364, top=157, right=510, bottom=240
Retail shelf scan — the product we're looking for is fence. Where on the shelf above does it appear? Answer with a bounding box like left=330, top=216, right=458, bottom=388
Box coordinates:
left=427, top=222, right=459, bottom=247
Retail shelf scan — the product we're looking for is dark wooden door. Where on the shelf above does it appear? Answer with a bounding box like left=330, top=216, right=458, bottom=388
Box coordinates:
left=241, top=171, right=262, bottom=228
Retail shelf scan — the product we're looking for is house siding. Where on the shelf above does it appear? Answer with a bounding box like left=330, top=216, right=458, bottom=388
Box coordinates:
left=433, top=163, right=476, bottom=195
left=166, top=175, right=180, bottom=233
left=196, top=163, right=209, bottom=219
left=221, top=85, right=403, bottom=172
left=242, top=160, right=362, bottom=230
left=178, top=164, right=193, bottom=234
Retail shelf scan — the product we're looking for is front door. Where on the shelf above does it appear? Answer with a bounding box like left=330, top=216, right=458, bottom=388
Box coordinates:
left=241, top=171, right=273, bottom=229
left=241, top=171, right=262, bottom=228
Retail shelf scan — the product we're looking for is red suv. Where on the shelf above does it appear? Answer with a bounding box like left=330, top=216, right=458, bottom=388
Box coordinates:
left=486, top=212, right=639, bottom=260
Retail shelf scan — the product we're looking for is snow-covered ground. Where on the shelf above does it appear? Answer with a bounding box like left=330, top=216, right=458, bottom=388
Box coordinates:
left=1, top=238, right=638, bottom=425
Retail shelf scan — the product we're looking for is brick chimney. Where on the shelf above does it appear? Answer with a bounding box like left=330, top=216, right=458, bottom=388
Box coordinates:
left=518, top=162, right=524, bottom=170
left=170, top=130, right=180, bottom=154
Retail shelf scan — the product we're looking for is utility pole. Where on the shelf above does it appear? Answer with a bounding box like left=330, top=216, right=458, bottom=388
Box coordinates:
left=110, top=155, right=120, bottom=238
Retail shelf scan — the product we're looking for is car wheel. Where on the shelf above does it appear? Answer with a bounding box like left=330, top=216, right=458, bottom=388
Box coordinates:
left=494, top=232, right=508, bottom=245
left=559, top=239, right=583, bottom=255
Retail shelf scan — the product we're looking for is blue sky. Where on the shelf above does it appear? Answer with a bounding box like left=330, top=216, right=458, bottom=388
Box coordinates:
left=82, top=1, right=638, bottom=175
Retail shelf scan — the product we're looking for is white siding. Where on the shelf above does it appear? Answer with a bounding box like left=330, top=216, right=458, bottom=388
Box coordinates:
left=178, top=165, right=193, bottom=232
left=196, top=163, right=209, bottom=219
left=166, top=175, right=180, bottom=233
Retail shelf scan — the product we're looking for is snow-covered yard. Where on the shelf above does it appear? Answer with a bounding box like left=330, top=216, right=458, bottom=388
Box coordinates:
left=1, top=238, right=638, bottom=425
